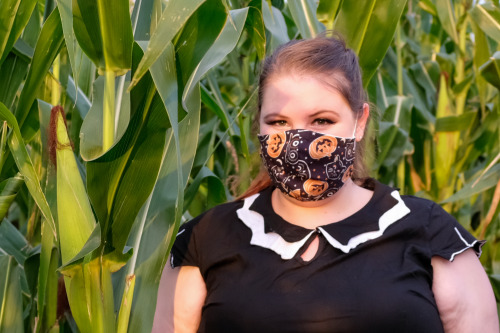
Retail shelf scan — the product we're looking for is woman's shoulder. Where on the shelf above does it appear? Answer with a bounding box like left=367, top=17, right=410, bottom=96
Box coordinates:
left=180, top=198, right=247, bottom=232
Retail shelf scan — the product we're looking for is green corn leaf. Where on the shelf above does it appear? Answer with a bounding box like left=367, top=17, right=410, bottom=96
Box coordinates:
left=0, top=53, right=29, bottom=110
left=0, top=0, right=37, bottom=67
left=65, top=76, right=92, bottom=119
left=0, top=256, right=23, bottom=333
left=36, top=223, right=58, bottom=333
left=261, top=0, right=289, bottom=51
left=86, top=42, right=169, bottom=255
left=333, top=0, right=407, bottom=86
left=435, top=0, right=459, bottom=44
left=73, top=0, right=133, bottom=75
left=182, top=8, right=248, bottom=108
left=36, top=100, right=59, bottom=333
left=130, top=0, right=156, bottom=40
left=435, top=112, right=477, bottom=132
left=287, top=0, right=324, bottom=39
left=418, top=0, right=437, bottom=16
left=442, top=163, right=500, bottom=203
left=0, top=220, right=30, bottom=265
left=117, top=274, right=135, bottom=333
left=184, top=166, right=227, bottom=212
left=433, top=74, right=458, bottom=199
left=0, top=175, right=23, bottom=221
left=479, top=51, right=500, bottom=89
left=317, top=0, right=341, bottom=31
left=57, top=0, right=83, bottom=89
left=79, top=76, right=131, bottom=161
left=129, top=0, right=206, bottom=90
left=174, top=0, right=228, bottom=88
left=0, top=102, right=56, bottom=237
left=128, top=93, right=201, bottom=333
left=472, top=21, right=491, bottom=112
left=469, top=3, right=500, bottom=44
left=51, top=106, right=96, bottom=264
left=245, top=6, right=266, bottom=60
left=15, top=7, right=63, bottom=137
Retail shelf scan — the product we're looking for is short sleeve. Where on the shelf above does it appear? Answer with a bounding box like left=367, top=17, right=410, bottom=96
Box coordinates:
left=428, top=203, right=486, bottom=262
left=170, top=218, right=200, bottom=268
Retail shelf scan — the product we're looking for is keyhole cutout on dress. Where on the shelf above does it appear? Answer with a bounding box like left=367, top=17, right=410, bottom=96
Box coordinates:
left=300, top=235, right=320, bottom=261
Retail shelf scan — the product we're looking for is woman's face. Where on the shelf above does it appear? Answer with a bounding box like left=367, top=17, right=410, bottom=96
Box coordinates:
left=259, top=74, right=368, bottom=140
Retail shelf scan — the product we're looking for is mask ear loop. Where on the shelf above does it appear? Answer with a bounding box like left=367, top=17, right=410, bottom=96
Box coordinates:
left=352, top=116, right=358, bottom=148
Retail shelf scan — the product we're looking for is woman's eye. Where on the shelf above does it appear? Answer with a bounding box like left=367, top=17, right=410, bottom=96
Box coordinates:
left=270, top=120, right=287, bottom=126
left=313, top=118, right=334, bottom=125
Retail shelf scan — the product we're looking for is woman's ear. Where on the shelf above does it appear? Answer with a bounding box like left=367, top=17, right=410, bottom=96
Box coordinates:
left=355, top=103, right=370, bottom=142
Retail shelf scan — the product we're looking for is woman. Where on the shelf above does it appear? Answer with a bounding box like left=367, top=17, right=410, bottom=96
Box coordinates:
left=153, top=36, right=498, bottom=332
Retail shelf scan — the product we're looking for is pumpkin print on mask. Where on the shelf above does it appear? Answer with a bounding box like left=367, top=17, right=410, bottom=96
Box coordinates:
left=289, top=189, right=302, bottom=200
left=303, top=179, right=329, bottom=196
left=309, top=135, right=337, bottom=159
left=342, top=165, right=354, bottom=183
left=266, top=132, right=286, bottom=158
left=258, top=129, right=356, bottom=201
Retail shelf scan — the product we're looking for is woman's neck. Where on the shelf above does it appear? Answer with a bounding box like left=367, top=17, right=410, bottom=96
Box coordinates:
left=271, top=179, right=374, bottom=229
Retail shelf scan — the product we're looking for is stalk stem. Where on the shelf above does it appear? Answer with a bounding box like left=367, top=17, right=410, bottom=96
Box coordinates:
left=0, top=121, right=8, bottom=174
left=103, top=71, right=116, bottom=150
left=396, top=23, right=403, bottom=96
left=51, top=55, right=60, bottom=106
left=0, top=256, right=12, bottom=326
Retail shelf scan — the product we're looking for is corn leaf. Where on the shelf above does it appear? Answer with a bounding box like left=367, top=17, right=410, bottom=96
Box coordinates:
left=442, top=164, right=500, bottom=203
left=130, top=0, right=156, bottom=40
left=15, top=7, right=63, bottom=137
left=260, top=0, right=289, bottom=51
left=0, top=54, right=29, bottom=111
left=174, top=0, right=228, bottom=88
left=56, top=0, right=83, bottom=89
left=472, top=21, right=491, bottom=112
left=0, top=256, right=23, bottom=333
left=86, top=43, right=168, bottom=254
left=183, top=8, right=248, bottom=107
left=479, top=51, right=500, bottom=89
left=52, top=107, right=96, bottom=264
left=245, top=6, right=266, bottom=60
left=80, top=76, right=131, bottom=161
left=0, top=102, right=56, bottom=236
left=317, top=0, right=341, bottom=31
left=129, top=0, right=206, bottom=90
left=333, top=0, right=407, bottom=86
left=0, top=0, right=37, bottom=66
left=73, top=0, right=133, bottom=75
left=435, top=0, right=458, bottom=44
left=128, top=8, right=244, bottom=330
left=287, top=0, right=324, bottom=39
left=0, top=220, right=31, bottom=265
left=0, top=175, right=23, bottom=220
left=36, top=100, right=59, bottom=333
left=469, top=3, right=500, bottom=44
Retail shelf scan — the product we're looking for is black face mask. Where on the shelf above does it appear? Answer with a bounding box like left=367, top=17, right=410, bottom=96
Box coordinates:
left=258, top=129, right=356, bottom=201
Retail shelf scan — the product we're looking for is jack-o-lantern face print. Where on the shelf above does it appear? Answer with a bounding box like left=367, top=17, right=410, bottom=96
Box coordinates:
left=303, top=179, right=328, bottom=196
left=342, top=164, right=354, bottom=183
left=309, top=136, right=337, bottom=159
left=266, top=132, right=286, bottom=158
left=289, top=189, right=302, bottom=200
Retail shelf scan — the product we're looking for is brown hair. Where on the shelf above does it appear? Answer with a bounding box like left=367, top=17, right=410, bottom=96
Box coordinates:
left=238, top=34, right=371, bottom=200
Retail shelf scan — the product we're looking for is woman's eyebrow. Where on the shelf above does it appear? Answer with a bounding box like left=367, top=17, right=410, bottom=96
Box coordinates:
left=309, top=110, right=340, bottom=117
left=261, top=113, right=290, bottom=120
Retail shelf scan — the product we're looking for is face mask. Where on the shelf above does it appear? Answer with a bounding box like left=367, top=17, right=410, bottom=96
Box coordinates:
left=258, top=127, right=356, bottom=201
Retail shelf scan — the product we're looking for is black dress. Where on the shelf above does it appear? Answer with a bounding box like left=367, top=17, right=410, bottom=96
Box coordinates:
left=171, top=180, right=484, bottom=333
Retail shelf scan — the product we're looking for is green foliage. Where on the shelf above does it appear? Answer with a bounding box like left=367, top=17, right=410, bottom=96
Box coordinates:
left=0, top=0, right=498, bottom=332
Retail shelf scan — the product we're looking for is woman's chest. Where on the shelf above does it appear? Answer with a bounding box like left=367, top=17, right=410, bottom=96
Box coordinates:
left=199, top=235, right=444, bottom=333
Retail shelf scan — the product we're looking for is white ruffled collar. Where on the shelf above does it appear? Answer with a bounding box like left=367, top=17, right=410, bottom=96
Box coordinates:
left=236, top=183, right=411, bottom=260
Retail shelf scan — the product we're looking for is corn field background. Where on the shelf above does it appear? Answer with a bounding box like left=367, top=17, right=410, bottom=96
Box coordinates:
left=0, top=0, right=499, bottom=332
